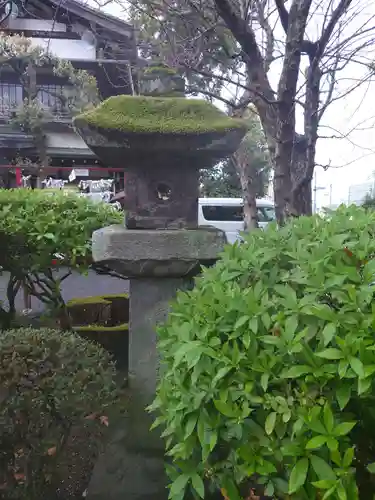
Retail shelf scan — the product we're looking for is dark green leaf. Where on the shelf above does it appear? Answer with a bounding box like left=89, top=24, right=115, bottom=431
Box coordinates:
left=221, top=478, right=241, bottom=500
left=367, top=462, right=375, bottom=474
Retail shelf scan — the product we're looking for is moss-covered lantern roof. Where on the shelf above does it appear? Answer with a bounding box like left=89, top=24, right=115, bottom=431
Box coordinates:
left=73, top=95, right=248, bottom=170
left=74, top=95, right=246, bottom=135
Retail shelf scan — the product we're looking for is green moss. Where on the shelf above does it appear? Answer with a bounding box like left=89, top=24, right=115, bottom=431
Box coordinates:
left=143, top=65, right=178, bottom=76
left=100, top=293, right=129, bottom=300
left=74, top=95, right=247, bottom=135
left=67, top=297, right=111, bottom=307
left=74, top=323, right=129, bottom=333
left=67, top=294, right=129, bottom=308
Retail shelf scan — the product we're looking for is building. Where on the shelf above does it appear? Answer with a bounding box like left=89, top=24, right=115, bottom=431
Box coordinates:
left=0, top=0, right=137, bottom=188
left=347, top=178, right=375, bottom=205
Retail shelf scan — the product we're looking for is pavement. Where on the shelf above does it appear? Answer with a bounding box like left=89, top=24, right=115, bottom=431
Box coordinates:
left=0, top=270, right=129, bottom=313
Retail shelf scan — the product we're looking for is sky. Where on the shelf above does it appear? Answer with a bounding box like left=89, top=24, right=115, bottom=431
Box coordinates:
left=92, top=0, right=375, bottom=209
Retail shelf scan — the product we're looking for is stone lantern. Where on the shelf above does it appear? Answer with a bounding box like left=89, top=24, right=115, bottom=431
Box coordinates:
left=73, top=72, right=247, bottom=500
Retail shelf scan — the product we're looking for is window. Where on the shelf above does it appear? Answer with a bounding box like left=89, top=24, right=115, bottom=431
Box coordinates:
left=0, top=83, right=23, bottom=116
left=257, top=206, right=276, bottom=222
left=202, top=204, right=276, bottom=223
left=202, top=205, right=243, bottom=222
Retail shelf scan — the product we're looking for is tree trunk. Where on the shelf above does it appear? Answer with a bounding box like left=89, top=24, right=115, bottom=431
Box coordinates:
left=233, top=153, right=258, bottom=231
left=293, top=179, right=312, bottom=215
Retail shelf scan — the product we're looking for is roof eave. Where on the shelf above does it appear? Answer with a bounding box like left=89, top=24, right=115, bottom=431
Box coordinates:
left=48, top=0, right=134, bottom=37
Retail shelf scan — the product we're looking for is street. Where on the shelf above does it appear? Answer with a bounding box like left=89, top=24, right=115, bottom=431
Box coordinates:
left=0, top=270, right=129, bottom=313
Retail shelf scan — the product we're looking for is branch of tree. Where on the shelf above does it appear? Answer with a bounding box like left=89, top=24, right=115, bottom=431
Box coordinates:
left=314, top=0, right=353, bottom=64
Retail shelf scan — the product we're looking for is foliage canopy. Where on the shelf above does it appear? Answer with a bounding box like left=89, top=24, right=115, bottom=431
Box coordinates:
left=152, top=205, right=375, bottom=499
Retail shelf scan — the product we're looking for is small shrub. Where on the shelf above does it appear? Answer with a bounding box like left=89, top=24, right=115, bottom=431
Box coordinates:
left=0, top=327, right=118, bottom=499
left=0, top=189, right=122, bottom=328
left=152, top=205, right=375, bottom=499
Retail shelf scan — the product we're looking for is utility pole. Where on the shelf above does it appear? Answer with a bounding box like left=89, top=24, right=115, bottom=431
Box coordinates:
left=313, top=172, right=326, bottom=213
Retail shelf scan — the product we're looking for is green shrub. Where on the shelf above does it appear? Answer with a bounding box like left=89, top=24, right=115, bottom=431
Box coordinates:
left=0, top=327, right=118, bottom=499
left=0, top=189, right=122, bottom=328
left=151, top=205, right=375, bottom=500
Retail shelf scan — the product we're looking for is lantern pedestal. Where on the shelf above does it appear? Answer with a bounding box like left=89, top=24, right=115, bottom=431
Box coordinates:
left=87, top=227, right=226, bottom=500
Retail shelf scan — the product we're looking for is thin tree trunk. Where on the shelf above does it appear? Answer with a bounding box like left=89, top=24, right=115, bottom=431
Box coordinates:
left=233, top=153, right=258, bottom=231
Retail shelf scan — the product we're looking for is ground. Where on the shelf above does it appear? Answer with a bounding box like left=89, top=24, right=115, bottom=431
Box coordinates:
left=0, top=270, right=129, bottom=312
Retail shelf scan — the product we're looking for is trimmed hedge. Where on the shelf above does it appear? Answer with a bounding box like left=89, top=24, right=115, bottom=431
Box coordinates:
left=151, top=205, right=375, bottom=500
left=0, top=327, right=118, bottom=499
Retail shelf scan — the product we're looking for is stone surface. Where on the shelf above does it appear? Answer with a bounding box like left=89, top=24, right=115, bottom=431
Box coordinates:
left=87, top=277, right=193, bottom=500
left=122, top=165, right=199, bottom=229
left=92, top=226, right=227, bottom=278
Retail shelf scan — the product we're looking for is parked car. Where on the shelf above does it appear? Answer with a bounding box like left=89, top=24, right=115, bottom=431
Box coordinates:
left=198, top=197, right=275, bottom=244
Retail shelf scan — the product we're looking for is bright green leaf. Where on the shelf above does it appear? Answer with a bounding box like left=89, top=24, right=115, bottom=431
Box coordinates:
left=358, top=377, right=371, bottom=395
left=213, top=400, right=237, bottom=418
left=260, top=373, right=269, bottom=391
left=367, top=462, right=375, bottom=474
left=310, top=455, right=336, bottom=481
left=324, top=404, right=334, bottom=434
left=322, top=323, right=336, bottom=346
left=169, top=474, right=190, bottom=498
left=315, top=348, right=344, bottom=360
left=337, top=481, right=347, bottom=500
left=288, top=458, right=309, bottom=494
left=234, top=315, right=250, bottom=330
left=350, top=357, right=364, bottom=378
left=312, top=480, right=336, bottom=490
left=281, top=365, right=312, bottom=378
left=334, top=422, right=356, bottom=437
left=336, top=385, right=351, bottom=410
left=343, top=447, right=354, bottom=468
left=306, top=435, right=327, bottom=450
left=191, top=474, right=205, bottom=499
left=265, top=411, right=277, bottom=435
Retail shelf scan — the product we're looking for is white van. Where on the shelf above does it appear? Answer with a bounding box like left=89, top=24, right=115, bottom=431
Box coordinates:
left=198, top=197, right=275, bottom=244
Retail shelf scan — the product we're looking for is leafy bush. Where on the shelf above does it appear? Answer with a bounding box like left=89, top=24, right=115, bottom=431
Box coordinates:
left=0, top=327, right=118, bottom=499
left=152, top=205, right=375, bottom=500
left=0, top=189, right=122, bottom=328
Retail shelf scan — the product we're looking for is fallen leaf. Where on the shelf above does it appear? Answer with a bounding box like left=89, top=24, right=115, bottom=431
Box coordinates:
left=220, top=489, right=230, bottom=500
left=47, top=446, right=57, bottom=456
left=99, top=415, right=109, bottom=427
left=247, top=489, right=260, bottom=500
left=14, top=473, right=26, bottom=482
left=85, top=413, right=98, bottom=421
